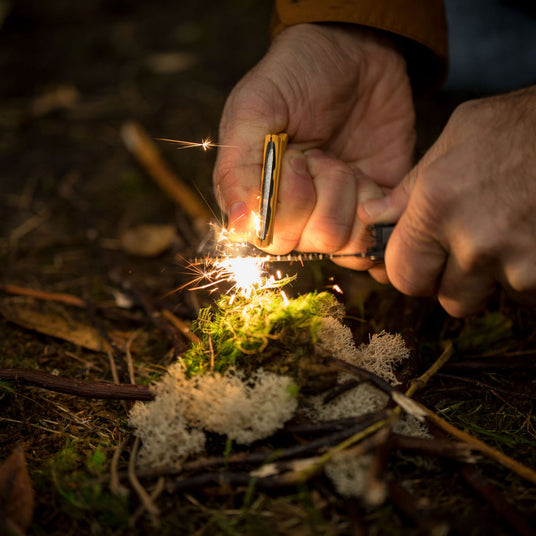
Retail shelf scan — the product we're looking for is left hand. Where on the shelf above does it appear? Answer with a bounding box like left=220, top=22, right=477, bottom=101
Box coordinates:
left=360, top=87, right=536, bottom=317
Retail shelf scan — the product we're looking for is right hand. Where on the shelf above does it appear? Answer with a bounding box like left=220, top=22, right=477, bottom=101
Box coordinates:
left=214, top=23, right=415, bottom=268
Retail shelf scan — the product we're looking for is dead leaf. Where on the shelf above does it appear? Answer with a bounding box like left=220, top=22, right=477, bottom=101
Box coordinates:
left=0, top=446, right=34, bottom=535
left=0, top=302, right=131, bottom=352
left=120, top=223, right=176, bottom=257
left=145, top=52, right=196, bottom=73
left=31, top=84, right=79, bottom=116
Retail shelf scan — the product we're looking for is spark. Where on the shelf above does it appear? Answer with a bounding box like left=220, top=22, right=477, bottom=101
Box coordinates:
left=183, top=224, right=295, bottom=298
left=332, top=284, right=343, bottom=294
left=156, top=137, right=237, bottom=151
left=281, top=290, right=289, bottom=306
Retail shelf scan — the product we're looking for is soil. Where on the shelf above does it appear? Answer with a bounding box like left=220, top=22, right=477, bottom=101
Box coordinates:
left=1, top=2, right=536, bottom=535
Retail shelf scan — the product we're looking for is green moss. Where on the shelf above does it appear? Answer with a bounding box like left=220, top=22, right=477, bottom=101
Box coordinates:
left=36, top=440, right=130, bottom=531
left=182, top=287, right=341, bottom=377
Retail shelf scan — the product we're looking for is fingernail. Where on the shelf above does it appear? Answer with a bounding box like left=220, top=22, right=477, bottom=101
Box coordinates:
left=290, top=154, right=307, bottom=175
left=361, top=196, right=391, bottom=219
left=228, top=201, right=247, bottom=226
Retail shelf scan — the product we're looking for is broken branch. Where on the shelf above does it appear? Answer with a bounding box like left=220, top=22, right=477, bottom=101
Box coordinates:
left=0, top=368, right=152, bottom=401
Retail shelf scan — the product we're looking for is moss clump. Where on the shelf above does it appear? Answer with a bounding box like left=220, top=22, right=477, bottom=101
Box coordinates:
left=182, top=289, right=343, bottom=377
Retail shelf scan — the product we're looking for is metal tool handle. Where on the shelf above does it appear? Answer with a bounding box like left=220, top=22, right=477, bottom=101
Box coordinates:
left=365, top=223, right=395, bottom=261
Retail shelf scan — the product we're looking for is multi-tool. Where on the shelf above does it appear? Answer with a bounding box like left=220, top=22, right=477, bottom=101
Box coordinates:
left=195, top=133, right=393, bottom=263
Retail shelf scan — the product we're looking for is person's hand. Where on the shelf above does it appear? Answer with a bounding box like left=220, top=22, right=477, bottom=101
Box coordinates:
left=213, top=23, right=415, bottom=269
left=360, top=87, right=536, bottom=316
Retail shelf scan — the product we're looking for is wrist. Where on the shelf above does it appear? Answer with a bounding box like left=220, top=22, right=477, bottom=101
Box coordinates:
left=271, top=22, right=408, bottom=87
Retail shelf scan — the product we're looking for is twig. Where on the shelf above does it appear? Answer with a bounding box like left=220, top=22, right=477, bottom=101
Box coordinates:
left=283, top=411, right=389, bottom=435
left=415, top=399, right=536, bottom=485
left=0, top=284, right=86, bottom=307
left=160, top=309, right=200, bottom=344
left=437, top=373, right=536, bottom=399
left=325, top=357, right=397, bottom=396
left=110, top=439, right=129, bottom=496
left=296, top=417, right=392, bottom=483
left=107, top=350, right=120, bottom=385
left=363, top=428, right=391, bottom=506
left=208, top=334, right=214, bottom=372
left=296, top=343, right=457, bottom=484
left=0, top=368, right=153, bottom=400
left=389, top=434, right=478, bottom=463
left=125, top=331, right=139, bottom=385
left=124, top=282, right=183, bottom=354
left=86, top=301, right=129, bottom=384
left=445, top=357, right=536, bottom=371
left=171, top=471, right=283, bottom=493
left=460, top=464, right=536, bottom=536
left=113, top=412, right=390, bottom=484
left=405, top=341, right=454, bottom=398
left=322, top=379, right=359, bottom=404
left=121, top=121, right=211, bottom=235
left=131, top=476, right=166, bottom=527
left=388, top=480, right=450, bottom=536
left=128, top=437, right=160, bottom=525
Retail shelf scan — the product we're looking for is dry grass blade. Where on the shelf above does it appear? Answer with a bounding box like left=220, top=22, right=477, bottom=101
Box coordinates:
left=416, top=400, right=536, bottom=485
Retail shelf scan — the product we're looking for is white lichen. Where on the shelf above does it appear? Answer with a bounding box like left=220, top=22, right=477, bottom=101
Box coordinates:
left=130, top=299, right=422, bottom=472
left=325, top=452, right=373, bottom=499
left=316, top=319, right=410, bottom=385
left=356, top=331, right=410, bottom=385
left=128, top=364, right=298, bottom=467
left=128, top=366, right=206, bottom=468
left=185, top=369, right=298, bottom=444
left=305, top=382, right=389, bottom=422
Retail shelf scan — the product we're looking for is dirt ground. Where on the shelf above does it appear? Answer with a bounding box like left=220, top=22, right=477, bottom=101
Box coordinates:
left=1, top=2, right=536, bottom=535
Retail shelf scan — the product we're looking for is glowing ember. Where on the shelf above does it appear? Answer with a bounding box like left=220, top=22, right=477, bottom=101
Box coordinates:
left=332, top=284, right=343, bottom=294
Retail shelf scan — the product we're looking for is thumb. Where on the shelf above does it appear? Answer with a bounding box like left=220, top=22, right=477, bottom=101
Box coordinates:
left=358, top=165, right=418, bottom=225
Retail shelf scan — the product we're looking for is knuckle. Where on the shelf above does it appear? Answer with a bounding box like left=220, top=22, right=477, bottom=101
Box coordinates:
left=303, top=219, right=352, bottom=253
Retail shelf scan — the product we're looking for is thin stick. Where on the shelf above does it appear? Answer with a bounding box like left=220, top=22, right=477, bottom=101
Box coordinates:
left=416, top=399, right=536, bottom=485
left=0, top=284, right=86, bottom=307
left=208, top=334, right=214, bottom=372
left=121, top=121, right=211, bottom=235
left=110, top=439, right=129, bottom=496
left=125, top=331, right=139, bottom=385
left=389, top=434, right=478, bottom=462
left=131, top=476, right=166, bottom=527
left=0, top=368, right=153, bottom=400
left=297, top=343, right=457, bottom=482
left=405, top=341, right=454, bottom=398
left=437, top=373, right=536, bottom=399
left=128, top=437, right=160, bottom=523
left=297, top=417, right=391, bottom=483
left=461, top=464, right=536, bottom=536
left=160, top=309, right=200, bottom=344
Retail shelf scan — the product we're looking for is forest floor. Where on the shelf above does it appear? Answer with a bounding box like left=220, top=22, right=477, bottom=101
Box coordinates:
left=1, top=2, right=536, bottom=535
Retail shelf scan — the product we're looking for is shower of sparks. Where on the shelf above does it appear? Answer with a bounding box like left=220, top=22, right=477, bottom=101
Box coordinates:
left=156, top=137, right=237, bottom=151
left=183, top=223, right=290, bottom=298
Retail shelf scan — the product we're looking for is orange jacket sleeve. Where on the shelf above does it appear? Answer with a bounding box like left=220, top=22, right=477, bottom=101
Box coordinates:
left=272, top=0, right=448, bottom=89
